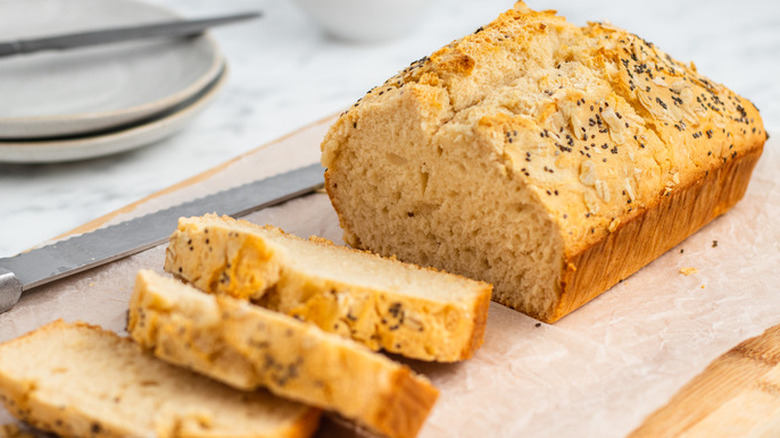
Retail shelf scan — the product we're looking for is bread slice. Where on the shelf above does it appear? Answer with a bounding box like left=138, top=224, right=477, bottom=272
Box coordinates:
left=0, top=320, right=320, bottom=438
left=129, top=270, right=439, bottom=438
left=164, top=214, right=491, bottom=362
left=320, top=1, right=767, bottom=322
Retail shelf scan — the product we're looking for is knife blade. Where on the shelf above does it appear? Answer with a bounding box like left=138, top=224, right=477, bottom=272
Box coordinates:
left=0, top=11, right=261, bottom=58
left=0, top=163, right=324, bottom=313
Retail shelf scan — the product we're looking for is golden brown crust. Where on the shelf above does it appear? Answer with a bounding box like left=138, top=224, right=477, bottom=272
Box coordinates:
left=268, top=225, right=492, bottom=360
left=263, top=279, right=490, bottom=362
left=165, top=217, right=282, bottom=301
left=278, top=408, right=324, bottom=438
left=372, top=368, right=441, bottom=438
left=552, top=142, right=764, bottom=322
left=463, top=286, right=492, bottom=358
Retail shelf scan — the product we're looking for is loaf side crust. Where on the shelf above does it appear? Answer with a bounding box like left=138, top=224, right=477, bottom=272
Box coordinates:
left=372, top=367, right=443, bottom=438
left=165, top=214, right=491, bottom=362
left=553, top=142, right=764, bottom=321
left=129, top=270, right=439, bottom=438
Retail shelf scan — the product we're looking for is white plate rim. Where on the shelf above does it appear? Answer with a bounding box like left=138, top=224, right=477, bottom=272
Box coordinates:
left=0, top=61, right=228, bottom=163
left=0, top=0, right=223, bottom=138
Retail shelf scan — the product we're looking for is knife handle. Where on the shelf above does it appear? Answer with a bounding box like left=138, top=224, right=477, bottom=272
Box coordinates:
left=0, top=267, right=22, bottom=314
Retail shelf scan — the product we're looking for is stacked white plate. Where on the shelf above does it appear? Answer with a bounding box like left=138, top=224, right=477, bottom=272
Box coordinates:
left=0, top=0, right=227, bottom=163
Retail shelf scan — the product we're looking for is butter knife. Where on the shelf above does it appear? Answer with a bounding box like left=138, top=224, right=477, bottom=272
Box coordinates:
left=0, top=11, right=261, bottom=58
left=0, top=163, right=324, bottom=313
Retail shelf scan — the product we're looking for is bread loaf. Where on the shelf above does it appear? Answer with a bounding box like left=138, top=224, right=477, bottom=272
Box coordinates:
left=129, top=270, right=438, bottom=438
left=320, top=2, right=767, bottom=322
left=164, top=214, right=491, bottom=362
left=0, top=320, right=320, bottom=438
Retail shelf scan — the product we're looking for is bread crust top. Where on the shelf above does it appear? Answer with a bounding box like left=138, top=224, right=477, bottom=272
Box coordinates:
left=322, top=1, right=766, bottom=257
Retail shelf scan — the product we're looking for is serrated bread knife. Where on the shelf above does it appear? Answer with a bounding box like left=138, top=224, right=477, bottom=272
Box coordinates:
left=0, top=163, right=324, bottom=313
left=0, top=12, right=261, bottom=58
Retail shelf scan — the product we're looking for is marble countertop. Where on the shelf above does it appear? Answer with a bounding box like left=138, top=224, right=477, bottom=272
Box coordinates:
left=1, top=0, right=778, bottom=257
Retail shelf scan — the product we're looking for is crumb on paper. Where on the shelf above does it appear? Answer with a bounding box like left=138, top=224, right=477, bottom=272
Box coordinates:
left=712, top=240, right=718, bottom=248
left=89, top=282, right=96, bottom=287
left=680, top=248, right=684, bottom=254
left=535, top=322, right=542, bottom=328
left=701, top=284, right=706, bottom=289
left=680, top=267, right=698, bottom=276
left=607, top=218, right=620, bottom=233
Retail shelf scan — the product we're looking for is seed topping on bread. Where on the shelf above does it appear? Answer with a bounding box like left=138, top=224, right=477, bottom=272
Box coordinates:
left=320, top=1, right=765, bottom=321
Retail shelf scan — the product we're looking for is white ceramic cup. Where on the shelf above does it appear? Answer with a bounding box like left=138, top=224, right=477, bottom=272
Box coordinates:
left=292, top=0, right=438, bottom=42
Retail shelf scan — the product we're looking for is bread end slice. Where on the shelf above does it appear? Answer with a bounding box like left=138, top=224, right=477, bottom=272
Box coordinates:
left=0, top=320, right=320, bottom=438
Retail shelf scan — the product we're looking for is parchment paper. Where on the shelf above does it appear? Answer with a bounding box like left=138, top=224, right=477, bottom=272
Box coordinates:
left=1, top=117, right=778, bottom=437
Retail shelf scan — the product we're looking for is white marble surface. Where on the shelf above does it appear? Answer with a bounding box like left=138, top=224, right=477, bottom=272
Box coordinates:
left=0, top=0, right=778, bottom=257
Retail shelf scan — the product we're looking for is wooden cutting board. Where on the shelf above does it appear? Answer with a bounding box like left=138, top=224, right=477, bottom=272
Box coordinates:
left=631, top=323, right=780, bottom=437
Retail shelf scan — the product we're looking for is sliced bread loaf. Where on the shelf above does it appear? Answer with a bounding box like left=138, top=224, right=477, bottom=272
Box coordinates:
left=320, top=2, right=766, bottom=322
left=164, top=214, right=491, bottom=362
left=129, top=270, right=439, bottom=438
left=0, top=320, right=320, bottom=438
